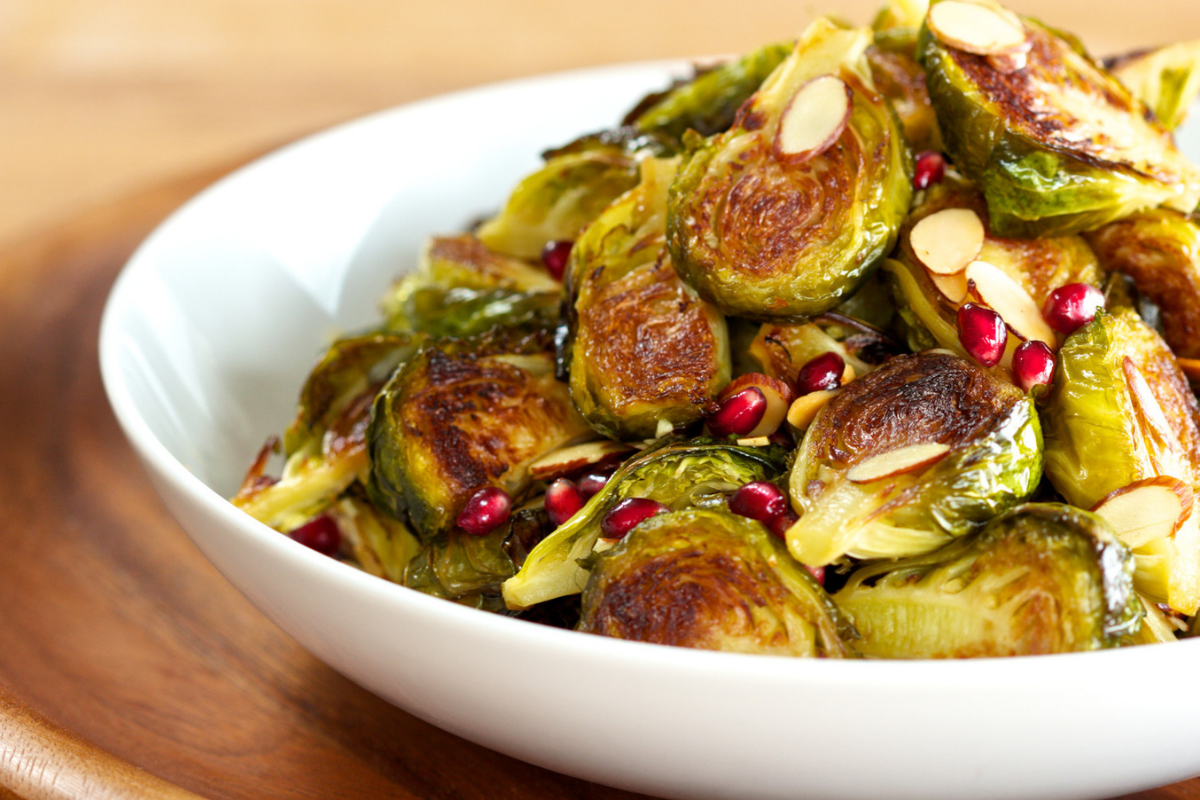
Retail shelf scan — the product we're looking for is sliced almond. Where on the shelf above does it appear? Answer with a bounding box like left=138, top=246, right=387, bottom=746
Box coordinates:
left=840, top=362, right=857, bottom=386
left=845, top=442, right=952, bottom=484
left=987, top=50, right=1028, bottom=73
left=787, top=390, right=839, bottom=431
left=529, top=440, right=633, bottom=481
left=1122, top=357, right=1190, bottom=478
left=1092, top=477, right=1193, bottom=548
left=965, top=259, right=1057, bottom=345
left=910, top=208, right=985, bottom=276
left=775, top=75, right=852, bottom=162
left=930, top=270, right=970, bottom=304
left=927, top=0, right=1028, bottom=56
left=736, top=436, right=773, bottom=447
left=720, top=373, right=796, bottom=438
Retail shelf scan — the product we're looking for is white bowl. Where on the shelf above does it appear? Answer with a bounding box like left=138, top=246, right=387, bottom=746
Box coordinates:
left=100, top=61, right=1200, bottom=800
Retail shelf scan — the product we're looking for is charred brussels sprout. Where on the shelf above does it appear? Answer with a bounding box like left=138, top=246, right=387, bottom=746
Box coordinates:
left=329, top=490, right=422, bottom=584
left=475, top=141, right=646, bottom=260
left=367, top=328, right=592, bottom=540
left=835, top=503, right=1142, bottom=657
left=787, top=351, right=1042, bottom=566
left=1108, top=40, right=1200, bottom=132
left=631, top=43, right=793, bottom=143
left=580, top=509, right=853, bottom=657
left=885, top=171, right=1102, bottom=357
left=1086, top=210, right=1200, bottom=359
left=565, top=157, right=731, bottom=439
left=503, top=438, right=786, bottom=608
left=1042, top=307, right=1200, bottom=613
left=920, top=0, right=1200, bottom=238
left=866, top=32, right=942, bottom=154
left=667, top=18, right=912, bottom=320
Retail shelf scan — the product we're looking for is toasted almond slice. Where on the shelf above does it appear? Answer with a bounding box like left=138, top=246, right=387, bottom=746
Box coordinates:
left=840, top=362, right=857, bottom=386
left=529, top=440, right=633, bottom=481
left=787, top=390, right=839, bottom=431
left=987, top=50, right=1028, bottom=73
left=910, top=209, right=985, bottom=276
left=845, top=442, right=952, bottom=484
left=775, top=75, right=852, bottom=162
left=964, top=259, right=1056, bottom=345
left=930, top=270, right=970, bottom=304
left=720, top=373, right=796, bottom=438
left=1092, top=477, right=1193, bottom=548
left=736, top=436, right=773, bottom=447
left=928, top=0, right=1028, bottom=56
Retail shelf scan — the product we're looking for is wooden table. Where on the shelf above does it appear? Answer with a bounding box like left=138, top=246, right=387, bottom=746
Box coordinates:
left=4, top=1, right=1200, bottom=797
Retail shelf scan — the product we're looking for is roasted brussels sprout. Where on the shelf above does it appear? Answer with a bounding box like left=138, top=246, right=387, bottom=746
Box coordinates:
left=871, top=0, right=929, bottom=33
left=834, top=503, right=1142, bottom=657
left=631, top=42, right=794, bottom=143
left=884, top=171, right=1102, bottom=357
left=475, top=141, right=647, bottom=260
left=503, top=437, right=787, bottom=608
left=579, top=509, right=854, bottom=656
left=367, top=328, right=592, bottom=540
left=329, top=490, right=422, bottom=584
left=787, top=351, right=1042, bottom=566
left=233, top=332, right=422, bottom=531
left=1042, top=307, right=1200, bottom=612
left=1086, top=210, right=1200, bottom=359
left=564, top=157, right=731, bottom=439
left=866, top=32, right=942, bottom=153
left=667, top=18, right=912, bottom=320
left=1108, top=40, right=1200, bottom=131
left=920, top=0, right=1200, bottom=237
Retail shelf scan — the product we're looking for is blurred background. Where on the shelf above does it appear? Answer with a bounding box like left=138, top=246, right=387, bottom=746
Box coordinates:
left=3, top=0, right=1199, bottom=249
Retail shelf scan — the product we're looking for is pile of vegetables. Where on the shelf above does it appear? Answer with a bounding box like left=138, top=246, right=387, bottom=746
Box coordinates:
left=233, top=0, right=1200, bottom=657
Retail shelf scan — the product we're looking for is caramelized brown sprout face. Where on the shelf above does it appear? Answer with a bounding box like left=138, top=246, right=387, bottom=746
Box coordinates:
left=835, top=503, right=1142, bottom=657
left=787, top=351, right=1042, bottom=566
left=581, top=508, right=854, bottom=656
left=921, top=1, right=1200, bottom=237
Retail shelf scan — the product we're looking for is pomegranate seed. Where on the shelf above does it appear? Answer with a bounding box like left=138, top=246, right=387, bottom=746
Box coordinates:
left=1042, top=283, right=1104, bottom=335
left=766, top=509, right=799, bottom=540
left=577, top=471, right=611, bottom=499
left=457, top=486, right=511, bottom=535
left=957, top=303, right=1008, bottom=367
left=545, top=478, right=585, bottom=526
left=1011, top=340, right=1056, bottom=392
left=797, top=352, right=845, bottom=394
left=289, top=515, right=340, bottom=556
left=707, top=387, right=767, bottom=437
left=913, top=151, right=946, bottom=190
left=541, top=240, right=573, bottom=281
left=601, top=497, right=669, bottom=539
left=806, top=564, right=826, bottom=586
left=729, top=481, right=789, bottom=523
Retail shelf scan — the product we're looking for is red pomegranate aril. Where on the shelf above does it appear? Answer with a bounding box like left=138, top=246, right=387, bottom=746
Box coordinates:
left=729, top=481, right=789, bottom=523
left=545, top=478, right=585, bottom=527
left=1011, top=340, right=1055, bottom=392
left=797, top=352, right=845, bottom=394
left=577, top=471, right=611, bottom=499
left=766, top=509, right=799, bottom=540
left=601, top=497, right=669, bottom=539
left=707, top=387, right=767, bottom=438
left=457, top=486, right=511, bottom=535
left=1042, top=283, right=1104, bottom=335
left=806, top=564, right=826, bottom=586
left=957, top=302, right=1008, bottom=367
left=913, top=151, right=946, bottom=190
left=289, top=515, right=341, bottom=556
left=541, top=240, right=573, bottom=281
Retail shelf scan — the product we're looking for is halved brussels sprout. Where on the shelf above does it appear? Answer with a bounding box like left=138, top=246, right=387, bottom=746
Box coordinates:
left=667, top=18, right=912, bottom=320
left=631, top=42, right=794, bottom=143
left=1108, top=40, right=1200, bottom=131
left=884, top=171, right=1102, bottom=356
left=920, top=0, right=1200, bottom=237
left=834, top=503, right=1142, bottom=657
left=1042, top=307, right=1200, bottom=612
left=564, top=157, right=730, bottom=439
left=872, top=0, right=930, bottom=33
left=579, top=509, right=854, bottom=657
left=475, top=140, right=647, bottom=260
left=867, top=37, right=942, bottom=154
left=503, top=437, right=787, bottom=608
left=329, top=489, right=422, bottom=584
left=367, top=328, right=592, bottom=540
left=233, top=332, right=423, bottom=531
left=787, top=351, right=1042, bottom=566
left=1086, top=209, right=1200, bottom=359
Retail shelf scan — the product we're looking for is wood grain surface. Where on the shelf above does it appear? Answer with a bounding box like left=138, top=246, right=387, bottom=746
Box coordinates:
left=0, top=161, right=1197, bottom=800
